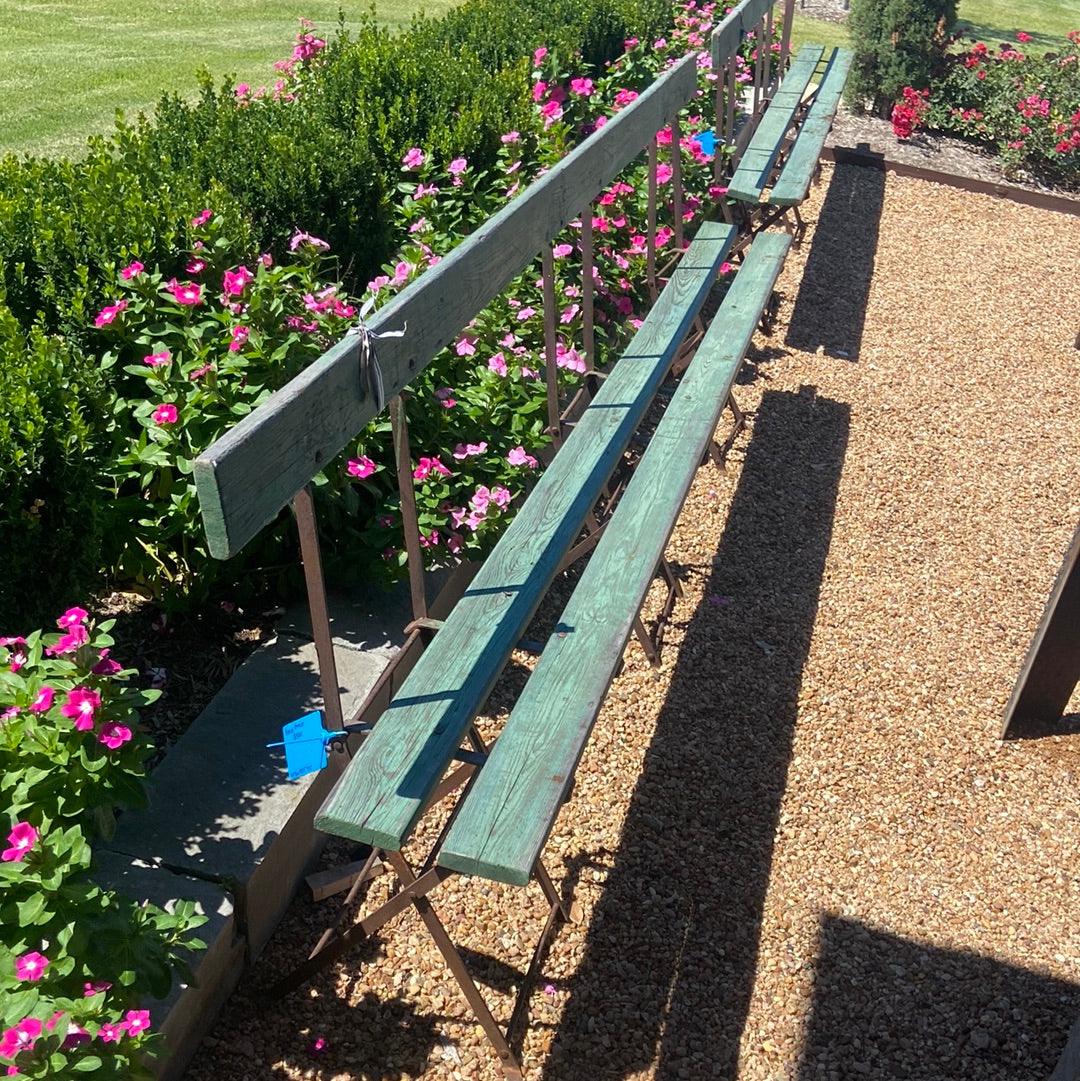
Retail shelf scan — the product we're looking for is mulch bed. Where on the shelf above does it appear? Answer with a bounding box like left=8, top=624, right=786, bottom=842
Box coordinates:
left=185, top=163, right=1080, bottom=1081
left=96, top=592, right=279, bottom=765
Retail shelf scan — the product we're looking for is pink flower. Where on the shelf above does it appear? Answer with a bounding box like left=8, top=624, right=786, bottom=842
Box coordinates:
left=84, top=981, right=111, bottom=997
left=448, top=157, right=467, bottom=175
left=347, top=456, right=376, bottom=479
left=185, top=258, right=206, bottom=274
left=413, top=456, right=451, bottom=481
left=228, top=325, right=250, bottom=352
left=143, top=350, right=171, bottom=367
left=152, top=403, right=178, bottom=425
left=446, top=534, right=463, bottom=555
left=92, top=649, right=122, bottom=676
left=58, top=606, right=88, bottom=628
left=61, top=687, right=101, bottom=731
left=1, top=707, right=18, bottom=721
left=94, top=300, right=127, bottom=328
left=98, top=723, right=133, bottom=750
left=656, top=162, right=673, bottom=184
left=191, top=208, right=213, bottom=227
left=560, top=304, right=580, bottom=324
left=533, top=46, right=548, bottom=66
left=413, top=183, right=439, bottom=199
left=2, top=822, right=38, bottom=863
left=402, top=147, right=425, bottom=170
left=517, top=306, right=536, bottom=321
left=45, top=625, right=89, bottom=656
left=501, top=131, right=520, bottom=143
left=222, top=266, right=254, bottom=297
left=471, top=486, right=491, bottom=512
left=308, top=1036, right=328, bottom=1055
left=15, top=952, right=49, bottom=982
left=120, top=261, right=144, bottom=280
left=719, top=261, right=734, bottom=275
left=488, top=352, right=508, bottom=377
left=289, top=231, right=330, bottom=252
left=1016, top=30, right=1031, bottom=42
left=541, top=100, right=564, bottom=127
left=455, top=337, right=476, bottom=356
left=708, top=184, right=728, bottom=198
left=452, top=441, right=487, bottom=459
left=419, top=530, right=440, bottom=548
left=0, top=1018, right=42, bottom=1059
left=556, top=343, right=586, bottom=373
left=507, top=446, right=538, bottom=468
left=553, top=243, right=573, bottom=258
left=235, top=83, right=250, bottom=98
left=167, top=279, right=202, bottom=306
left=614, top=88, right=639, bottom=109
left=570, top=77, right=594, bottom=97
left=391, top=261, right=411, bottom=286
left=532, top=81, right=548, bottom=103
left=29, top=687, right=54, bottom=713
left=98, top=1022, right=125, bottom=1044
left=190, top=362, right=213, bottom=381
left=491, top=486, right=511, bottom=509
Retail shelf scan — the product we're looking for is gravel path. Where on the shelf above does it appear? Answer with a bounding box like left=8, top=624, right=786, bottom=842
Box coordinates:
left=186, top=164, right=1080, bottom=1081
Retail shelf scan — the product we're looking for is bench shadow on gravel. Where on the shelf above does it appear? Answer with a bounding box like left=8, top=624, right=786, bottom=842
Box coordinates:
left=543, top=386, right=851, bottom=1081
left=785, top=160, right=885, bottom=361
left=794, top=915, right=1080, bottom=1081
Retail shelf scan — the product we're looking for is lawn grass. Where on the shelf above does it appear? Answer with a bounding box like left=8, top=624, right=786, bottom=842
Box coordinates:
left=5, top=0, right=1076, bottom=159
left=790, top=0, right=1079, bottom=57
left=0, top=0, right=458, bottom=158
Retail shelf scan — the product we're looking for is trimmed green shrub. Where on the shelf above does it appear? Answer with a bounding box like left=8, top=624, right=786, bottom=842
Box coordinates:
left=0, top=309, right=107, bottom=627
left=847, top=0, right=958, bottom=113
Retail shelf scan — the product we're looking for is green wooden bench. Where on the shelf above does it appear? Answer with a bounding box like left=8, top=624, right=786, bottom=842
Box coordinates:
left=727, top=44, right=853, bottom=232
left=437, top=230, right=793, bottom=888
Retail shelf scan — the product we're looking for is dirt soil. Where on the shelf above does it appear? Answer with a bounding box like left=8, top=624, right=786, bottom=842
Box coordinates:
left=185, top=163, right=1080, bottom=1081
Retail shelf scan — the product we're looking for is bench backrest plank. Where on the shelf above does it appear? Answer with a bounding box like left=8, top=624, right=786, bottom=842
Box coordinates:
left=437, top=231, right=793, bottom=886
left=192, top=53, right=699, bottom=561
left=314, top=222, right=737, bottom=853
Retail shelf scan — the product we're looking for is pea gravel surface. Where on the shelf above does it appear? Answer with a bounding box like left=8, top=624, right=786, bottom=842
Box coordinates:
left=186, top=164, right=1080, bottom=1081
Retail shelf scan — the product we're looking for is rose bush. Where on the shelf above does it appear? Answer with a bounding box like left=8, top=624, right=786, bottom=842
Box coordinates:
left=0, top=610, right=206, bottom=1078
left=923, top=30, right=1080, bottom=185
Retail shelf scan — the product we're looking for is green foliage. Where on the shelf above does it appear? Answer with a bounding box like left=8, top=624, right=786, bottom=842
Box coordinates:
left=0, top=616, right=206, bottom=1077
left=847, top=0, right=959, bottom=112
left=0, top=312, right=107, bottom=627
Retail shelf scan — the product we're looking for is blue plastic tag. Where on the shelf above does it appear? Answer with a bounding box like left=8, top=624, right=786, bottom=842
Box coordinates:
left=696, top=128, right=717, bottom=157
left=275, top=711, right=330, bottom=781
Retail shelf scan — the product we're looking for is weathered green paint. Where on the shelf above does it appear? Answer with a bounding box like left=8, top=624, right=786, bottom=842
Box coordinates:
left=193, top=53, right=699, bottom=561
left=727, top=44, right=824, bottom=203
left=712, top=0, right=784, bottom=69
left=437, top=230, right=793, bottom=887
left=314, top=223, right=737, bottom=852
left=769, top=48, right=853, bottom=206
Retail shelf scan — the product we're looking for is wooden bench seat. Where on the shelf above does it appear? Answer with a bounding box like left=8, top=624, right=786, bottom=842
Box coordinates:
left=727, top=44, right=824, bottom=204
left=437, top=230, right=793, bottom=887
left=728, top=45, right=853, bottom=209
left=769, top=47, right=853, bottom=206
left=315, top=221, right=737, bottom=854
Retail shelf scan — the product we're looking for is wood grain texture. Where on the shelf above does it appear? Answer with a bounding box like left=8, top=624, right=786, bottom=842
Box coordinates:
left=1000, top=518, right=1080, bottom=738
left=314, top=223, right=737, bottom=853
left=769, top=48, right=853, bottom=206
left=726, top=45, right=824, bottom=203
left=193, top=53, right=698, bottom=561
left=437, top=230, right=793, bottom=886
left=712, top=0, right=781, bottom=69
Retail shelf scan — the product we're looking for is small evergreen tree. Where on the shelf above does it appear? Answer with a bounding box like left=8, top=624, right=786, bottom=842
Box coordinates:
left=847, top=0, right=958, bottom=115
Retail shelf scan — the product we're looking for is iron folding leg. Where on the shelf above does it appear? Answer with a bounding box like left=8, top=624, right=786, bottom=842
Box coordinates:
left=266, top=726, right=569, bottom=1080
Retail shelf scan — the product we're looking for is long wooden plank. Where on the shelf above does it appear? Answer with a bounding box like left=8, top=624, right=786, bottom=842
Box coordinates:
left=712, top=0, right=781, bottom=70
left=769, top=48, right=854, bottom=206
left=437, top=230, right=793, bottom=886
left=192, top=54, right=698, bottom=561
left=727, top=45, right=824, bottom=203
left=314, top=223, right=737, bottom=852
left=1000, top=519, right=1080, bottom=739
